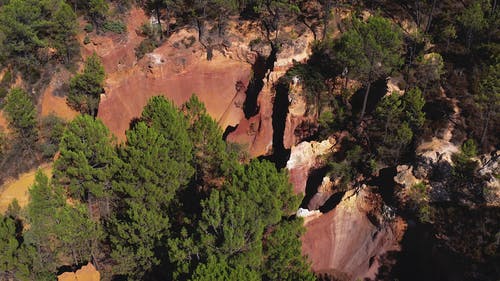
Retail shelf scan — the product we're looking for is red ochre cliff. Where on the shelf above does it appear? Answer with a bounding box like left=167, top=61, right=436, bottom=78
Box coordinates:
left=49, top=7, right=406, bottom=280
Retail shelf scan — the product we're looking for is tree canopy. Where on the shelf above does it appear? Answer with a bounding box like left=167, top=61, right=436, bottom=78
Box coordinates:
left=67, top=54, right=106, bottom=117
left=335, top=15, right=404, bottom=121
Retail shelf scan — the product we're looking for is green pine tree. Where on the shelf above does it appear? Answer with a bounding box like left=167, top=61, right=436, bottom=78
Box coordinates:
left=335, top=15, right=404, bottom=121
left=53, top=114, right=117, bottom=217
left=110, top=122, right=175, bottom=278
left=263, top=220, right=316, bottom=281
left=141, top=95, right=194, bottom=183
left=67, top=53, right=106, bottom=116
left=51, top=0, right=78, bottom=63
left=3, top=88, right=38, bottom=147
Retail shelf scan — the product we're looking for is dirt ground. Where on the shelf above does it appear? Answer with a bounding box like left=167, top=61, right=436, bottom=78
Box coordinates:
left=0, top=164, right=52, bottom=213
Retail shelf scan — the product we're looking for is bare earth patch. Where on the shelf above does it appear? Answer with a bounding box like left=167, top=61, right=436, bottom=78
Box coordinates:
left=0, top=164, right=52, bottom=213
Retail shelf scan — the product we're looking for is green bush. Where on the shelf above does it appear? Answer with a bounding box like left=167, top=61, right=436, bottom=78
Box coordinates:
left=84, top=23, right=94, bottom=33
left=452, top=139, right=479, bottom=180
left=249, top=38, right=262, bottom=48
left=461, top=139, right=477, bottom=158
left=408, top=182, right=433, bottom=223
left=135, top=38, right=158, bottom=59
left=140, top=22, right=154, bottom=37
left=83, top=35, right=91, bottom=45
left=103, top=20, right=126, bottom=34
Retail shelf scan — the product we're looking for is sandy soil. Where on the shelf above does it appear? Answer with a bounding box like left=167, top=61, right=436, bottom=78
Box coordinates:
left=0, top=111, right=9, bottom=132
left=57, top=263, right=100, bottom=281
left=39, top=68, right=79, bottom=120
left=0, top=164, right=52, bottom=213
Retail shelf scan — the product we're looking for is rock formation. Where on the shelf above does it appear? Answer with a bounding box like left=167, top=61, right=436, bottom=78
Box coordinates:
left=286, top=139, right=335, bottom=194
left=57, top=263, right=100, bottom=281
left=301, top=187, right=405, bottom=281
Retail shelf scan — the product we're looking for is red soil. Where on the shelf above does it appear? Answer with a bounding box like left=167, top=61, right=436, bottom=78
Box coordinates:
left=302, top=188, right=406, bottom=280
left=98, top=51, right=250, bottom=140
left=78, top=8, right=251, bottom=139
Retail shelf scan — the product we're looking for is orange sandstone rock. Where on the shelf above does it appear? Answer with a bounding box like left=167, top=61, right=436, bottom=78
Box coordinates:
left=57, top=263, right=100, bottom=281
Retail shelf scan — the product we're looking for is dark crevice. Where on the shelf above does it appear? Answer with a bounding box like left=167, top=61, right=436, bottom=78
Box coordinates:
left=261, top=81, right=291, bottom=169
left=222, top=125, right=237, bottom=141
left=368, top=166, right=397, bottom=207
left=318, top=191, right=345, bottom=213
left=300, top=166, right=330, bottom=208
left=350, top=79, right=388, bottom=117
left=243, top=46, right=278, bottom=118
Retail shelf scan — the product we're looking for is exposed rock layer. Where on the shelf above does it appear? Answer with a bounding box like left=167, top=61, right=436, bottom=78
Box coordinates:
left=57, top=263, right=100, bottom=281
left=302, top=188, right=405, bottom=281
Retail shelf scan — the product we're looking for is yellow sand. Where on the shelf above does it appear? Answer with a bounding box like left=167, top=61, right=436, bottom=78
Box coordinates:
left=0, top=164, right=52, bottom=213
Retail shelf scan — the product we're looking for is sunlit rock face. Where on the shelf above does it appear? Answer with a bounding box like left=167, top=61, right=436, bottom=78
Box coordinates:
left=286, top=139, right=335, bottom=194
left=57, top=263, right=100, bottom=281
left=301, top=187, right=406, bottom=281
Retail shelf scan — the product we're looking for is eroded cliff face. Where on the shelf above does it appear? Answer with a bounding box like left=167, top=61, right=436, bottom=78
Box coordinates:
left=301, top=187, right=406, bottom=281
left=286, top=138, right=335, bottom=194
left=47, top=7, right=475, bottom=281
left=225, top=29, right=315, bottom=157
left=80, top=6, right=315, bottom=146
left=79, top=8, right=255, bottom=139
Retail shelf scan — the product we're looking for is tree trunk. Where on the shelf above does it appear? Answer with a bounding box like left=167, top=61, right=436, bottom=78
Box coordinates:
left=359, top=82, right=371, bottom=122
left=480, top=110, right=491, bottom=145
left=322, top=0, right=333, bottom=40
left=155, top=6, right=163, bottom=40
left=165, top=8, right=170, bottom=38
left=425, top=0, right=437, bottom=33
left=105, top=196, right=111, bottom=217
left=415, top=0, right=421, bottom=28
left=466, top=29, right=473, bottom=51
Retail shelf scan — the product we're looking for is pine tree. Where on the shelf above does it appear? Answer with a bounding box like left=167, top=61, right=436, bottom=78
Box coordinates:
left=262, top=220, right=316, bottom=281
left=0, top=215, right=19, bottom=278
left=53, top=114, right=117, bottom=217
left=110, top=120, right=194, bottom=278
left=0, top=0, right=46, bottom=73
left=51, top=0, right=78, bottom=63
left=24, top=170, right=65, bottom=275
left=88, top=0, right=109, bottom=31
left=196, top=159, right=301, bottom=271
left=56, top=203, right=103, bottom=266
left=335, top=15, right=404, bottom=122
left=3, top=88, right=38, bottom=147
left=183, top=95, right=229, bottom=187
left=458, top=1, right=487, bottom=50
left=67, top=53, right=105, bottom=116
left=141, top=96, right=194, bottom=183
left=402, top=87, right=426, bottom=130
left=475, top=63, right=499, bottom=146
left=189, top=256, right=260, bottom=281
left=372, top=92, right=420, bottom=164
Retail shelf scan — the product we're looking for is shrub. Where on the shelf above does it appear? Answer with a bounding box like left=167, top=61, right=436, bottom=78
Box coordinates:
left=452, top=139, right=479, bottom=180
left=461, top=139, right=477, bottom=158
left=182, top=36, right=196, bottom=48
left=135, top=38, right=158, bottom=59
left=408, top=182, right=433, bottom=223
left=83, top=35, right=91, bottom=45
left=40, top=114, right=66, bottom=159
left=140, top=22, right=154, bottom=37
left=84, top=23, right=94, bottom=33
left=249, top=38, right=262, bottom=48
left=103, top=20, right=126, bottom=34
